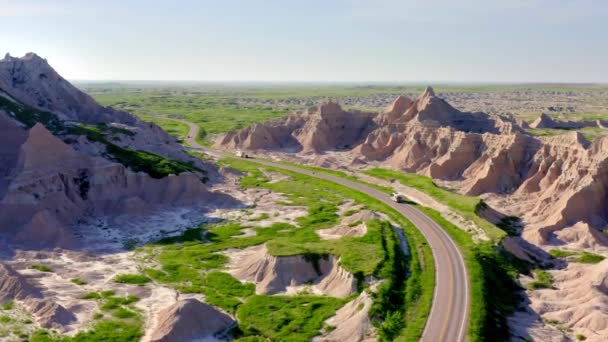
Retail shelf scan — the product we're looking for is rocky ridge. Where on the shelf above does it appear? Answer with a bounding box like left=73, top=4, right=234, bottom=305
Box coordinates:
left=218, top=87, right=608, bottom=250
left=218, top=86, right=608, bottom=340
left=0, top=53, right=234, bottom=251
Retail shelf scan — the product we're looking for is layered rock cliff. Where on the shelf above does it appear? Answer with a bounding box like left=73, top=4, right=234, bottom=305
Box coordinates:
left=0, top=53, right=232, bottom=250
left=0, top=53, right=213, bottom=171
left=218, top=87, right=608, bottom=249
left=217, top=101, right=377, bottom=153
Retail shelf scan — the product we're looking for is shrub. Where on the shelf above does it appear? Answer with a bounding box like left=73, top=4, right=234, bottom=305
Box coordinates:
left=112, top=307, right=137, bottom=319
left=114, top=274, right=151, bottom=285
left=101, top=295, right=140, bottom=311
left=70, top=320, right=142, bottom=341
left=81, top=292, right=102, bottom=300
left=528, top=270, right=553, bottom=289
left=30, top=264, right=53, bottom=272
left=1, top=301, right=14, bottom=310
left=71, top=278, right=87, bottom=285
left=575, top=252, right=605, bottom=264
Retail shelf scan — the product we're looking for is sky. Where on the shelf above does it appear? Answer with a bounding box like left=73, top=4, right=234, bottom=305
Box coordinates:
left=1, top=0, right=607, bottom=82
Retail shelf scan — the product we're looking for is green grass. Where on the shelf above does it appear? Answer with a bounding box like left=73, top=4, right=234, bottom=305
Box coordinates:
left=575, top=252, right=605, bottom=264
left=270, top=160, right=528, bottom=340
left=111, top=307, right=137, bottom=319
left=82, top=82, right=608, bottom=145
left=30, top=264, right=53, bottom=272
left=0, top=95, right=63, bottom=132
left=73, top=320, right=140, bottom=342
left=100, top=295, right=140, bottom=311
left=363, top=167, right=507, bottom=241
left=219, top=158, right=434, bottom=341
left=250, top=213, right=270, bottom=221
left=70, top=278, right=87, bottom=286
left=549, top=249, right=606, bottom=264
left=140, top=115, right=190, bottom=140
left=80, top=292, right=102, bottom=300
left=277, top=161, right=393, bottom=194
left=113, top=274, right=151, bottom=285
left=549, top=249, right=579, bottom=258
left=140, top=156, right=432, bottom=340
left=105, top=143, right=203, bottom=179
left=236, top=295, right=346, bottom=342
left=344, top=209, right=358, bottom=216
left=1, top=301, right=14, bottom=310
left=528, top=269, right=554, bottom=290
left=65, top=123, right=204, bottom=180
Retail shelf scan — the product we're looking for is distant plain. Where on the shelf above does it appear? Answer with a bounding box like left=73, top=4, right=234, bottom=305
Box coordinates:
left=79, top=83, right=608, bottom=143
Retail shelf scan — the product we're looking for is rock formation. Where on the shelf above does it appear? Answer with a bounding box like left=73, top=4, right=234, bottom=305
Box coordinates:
left=0, top=120, right=218, bottom=248
left=0, top=53, right=134, bottom=124
left=314, top=291, right=376, bottom=342
left=224, top=244, right=356, bottom=298
left=0, top=52, right=214, bottom=171
left=0, top=262, right=76, bottom=329
left=217, top=101, right=376, bottom=153
left=219, top=86, right=608, bottom=340
left=219, top=87, right=608, bottom=250
left=317, top=210, right=382, bottom=240
left=530, top=112, right=608, bottom=130
left=0, top=53, right=234, bottom=250
left=148, top=299, right=234, bottom=342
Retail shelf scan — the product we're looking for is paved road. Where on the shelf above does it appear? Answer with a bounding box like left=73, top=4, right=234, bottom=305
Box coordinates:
left=173, top=118, right=469, bottom=342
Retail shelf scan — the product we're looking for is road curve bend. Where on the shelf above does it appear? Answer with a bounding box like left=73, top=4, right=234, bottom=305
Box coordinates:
left=173, top=118, right=470, bottom=342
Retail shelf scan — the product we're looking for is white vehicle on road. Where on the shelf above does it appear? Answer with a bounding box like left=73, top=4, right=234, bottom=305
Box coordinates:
left=235, top=150, right=249, bottom=158
left=390, top=192, right=405, bottom=203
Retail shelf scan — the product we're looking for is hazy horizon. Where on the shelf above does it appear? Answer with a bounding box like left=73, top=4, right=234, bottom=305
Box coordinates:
left=2, top=0, right=607, bottom=83
left=72, top=80, right=608, bottom=86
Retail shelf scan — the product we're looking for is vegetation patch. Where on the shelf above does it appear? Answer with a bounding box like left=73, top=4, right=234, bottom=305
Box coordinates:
left=278, top=161, right=393, bottom=194
left=362, top=168, right=507, bottom=241
left=0, top=95, right=63, bottom=132
left=220, top=158, right=434, bottom=341
left=528, top=269, right=554, bottom=290
left=32, top=290, right=142, bottom=341
left=296, top=162, right=529, bottom=341
left=1, top=301, right=14, bottom=310
left=70, top=278, right=87, bottom=285
left=67, top=123, right=205, bottom=180
left=575, top=252, right=605, bottom=264
left=31, top=320, right=143, bottom=342
left=236, top=295, right=346, bottom=342
left=549, top=250, right=605, bottom=264
left=30, top=264, right=53, bottom=272
left=250, top=213, right=270, bottom=221
left=138, top=157, right=432, bottom=340
left=113, top=274, right=151, bottom=285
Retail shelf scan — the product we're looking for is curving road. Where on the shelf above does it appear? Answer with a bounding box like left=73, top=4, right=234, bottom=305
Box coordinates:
left=173, top=118, right=469, bottom=342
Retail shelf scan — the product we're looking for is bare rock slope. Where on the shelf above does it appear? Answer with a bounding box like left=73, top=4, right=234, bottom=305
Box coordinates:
left=224, top=244, right=356, bottom=298
left=148, top=299, right=234, bottom=342
left=0, top=121, right=216, bottom=248
left=0, top=53, right=233, bottom=250
left=217, top=101, right=376, bottom=153
left=0, top=262, right=76, bottom=330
